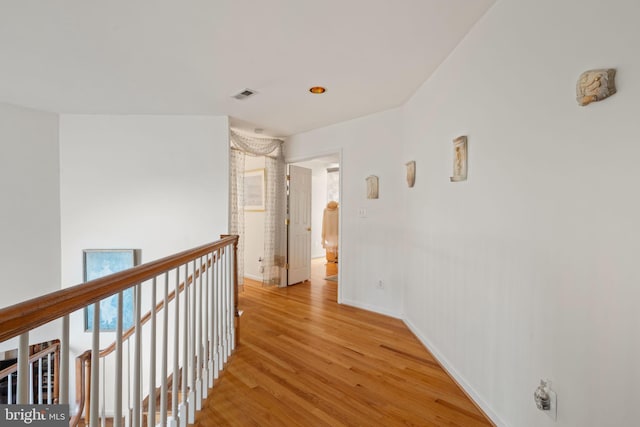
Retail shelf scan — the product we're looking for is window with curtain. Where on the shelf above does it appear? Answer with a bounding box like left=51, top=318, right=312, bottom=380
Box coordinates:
left=230, top=130, right=286, bottom=287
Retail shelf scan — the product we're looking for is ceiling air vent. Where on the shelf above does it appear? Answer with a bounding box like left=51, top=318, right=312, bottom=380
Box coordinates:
left=231, top=88, right=257, bottom=100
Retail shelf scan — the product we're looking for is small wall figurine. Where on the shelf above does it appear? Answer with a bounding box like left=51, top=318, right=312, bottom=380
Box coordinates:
left=366, top=175, right=379, bottom=199
left=450, top=136, right=468, bottom=182
left=406, top=161, right=416, bottom=188
left=576, top=69, right=617, bottom=106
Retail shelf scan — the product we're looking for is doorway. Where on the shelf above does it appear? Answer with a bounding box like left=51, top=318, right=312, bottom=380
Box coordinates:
left=287, top=154, right=341, bottom=292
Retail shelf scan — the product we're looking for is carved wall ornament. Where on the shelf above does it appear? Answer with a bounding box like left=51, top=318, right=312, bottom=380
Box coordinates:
left=366, top=175, right=379, bottom=199
left=450, top=136, right=468, bottom=182
left=406, top=161, right=416, bottom=188
left=576, top=69, right=617, bottom=106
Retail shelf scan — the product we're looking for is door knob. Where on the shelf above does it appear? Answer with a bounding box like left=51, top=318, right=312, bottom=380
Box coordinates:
left=306, top=227, right=311, bottom=231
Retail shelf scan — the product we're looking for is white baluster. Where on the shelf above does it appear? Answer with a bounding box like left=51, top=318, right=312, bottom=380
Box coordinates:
left=17, top=332, right=28, bottom=404
left=196, top=257, right=203, bottom=408
left=60, top=315, right=69, bottom=405
left=133, top=284, right=142, bottom=427
left=229, top=243, right=236, bottom=351
left=148, top=277, right=157, bottom=427
left=29, top=361, right=34, bottom=404
left=101, top=358, right=106, bottom=427
left=160, top=272, right=169, bottom=427
left=38, top=358, right=43, bottom=404
left=216, top=250, right=223, bottom=373
left=222, top=248, right=228, bottom=364
left=170, top=267, right=180, bottom=427
left=8, top=373, right=13, bottom=404
left=115, top=291, right=123, bottom=427
left=204, top=254, right=211, bottom=393
left=211, top=252, right=217, bottom=381
left=179, top=264, right=189, bottom=427
left=213, top=251, right=219, bottom=379
left=46, top=353, right=52, bottom=404
left=226, top=246, right=232, bottom=360
left=189, top=259, right=197, bottom=421
left=126, top=338, right=132, bottom=427
left=91, top=304, right=100, bottom=427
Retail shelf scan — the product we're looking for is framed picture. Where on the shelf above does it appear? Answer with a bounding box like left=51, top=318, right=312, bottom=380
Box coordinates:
left=84, top=249, right=140, bottom=332
left=244, top=168, right=265, bottom=211
left=450, top=136, right=468, bottom=182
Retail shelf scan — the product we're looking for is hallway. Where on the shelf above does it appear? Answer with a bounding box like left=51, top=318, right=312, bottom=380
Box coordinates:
left=196, top=260, right=492, bottom=426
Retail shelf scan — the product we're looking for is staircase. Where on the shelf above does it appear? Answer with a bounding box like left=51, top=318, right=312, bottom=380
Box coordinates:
left=0, top=235, right=239, bottom=427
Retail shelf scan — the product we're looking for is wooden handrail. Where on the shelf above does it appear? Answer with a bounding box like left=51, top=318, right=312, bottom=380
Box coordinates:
left=0, top=236, right=238, bottom=343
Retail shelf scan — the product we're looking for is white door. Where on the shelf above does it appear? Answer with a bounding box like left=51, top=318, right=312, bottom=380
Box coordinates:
left=287, top=165, right=312, bottom=285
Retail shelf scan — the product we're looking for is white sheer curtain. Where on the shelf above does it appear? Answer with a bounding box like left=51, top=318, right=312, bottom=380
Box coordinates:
left=229, top=148, right=245, bottom=285
left=230, top=129, right=286, bottom=287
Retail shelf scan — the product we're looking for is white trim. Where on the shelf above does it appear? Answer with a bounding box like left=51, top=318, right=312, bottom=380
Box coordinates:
left=403, top=317, right=507, bottom=427
left=243, top=273, right=262, bottom=282
left=340, top=298, right=403, bottom=320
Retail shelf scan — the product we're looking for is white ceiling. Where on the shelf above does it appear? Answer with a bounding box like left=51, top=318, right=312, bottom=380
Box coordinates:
left=0, top=0, right=495, bottom=137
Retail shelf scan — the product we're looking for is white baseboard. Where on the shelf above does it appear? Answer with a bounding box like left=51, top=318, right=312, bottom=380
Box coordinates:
left=340, top=298, right=403, bottom=319
left=403, top=317, right=506, bottom=427
left=243, top=273, right=262, bottom=282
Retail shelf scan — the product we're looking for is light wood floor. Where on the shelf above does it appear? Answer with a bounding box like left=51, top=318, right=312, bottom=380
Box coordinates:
left=195, top=259, right=493, bottom=426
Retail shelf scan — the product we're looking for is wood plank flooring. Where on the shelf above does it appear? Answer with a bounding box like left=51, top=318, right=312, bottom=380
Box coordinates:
left=195, top=260, right=493, bottom=426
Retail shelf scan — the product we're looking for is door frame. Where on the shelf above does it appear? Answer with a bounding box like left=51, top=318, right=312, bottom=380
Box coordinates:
left=285, top=149, right=343, bottom=303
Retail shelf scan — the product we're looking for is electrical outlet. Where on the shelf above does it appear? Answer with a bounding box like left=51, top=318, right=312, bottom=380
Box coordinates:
left=376, top=280, right=384, bottom=289
left=358, top=208, right=367, bottom=218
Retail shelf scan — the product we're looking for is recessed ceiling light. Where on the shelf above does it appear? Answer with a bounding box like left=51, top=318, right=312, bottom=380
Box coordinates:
left=309, top=86, right=326, bottom=94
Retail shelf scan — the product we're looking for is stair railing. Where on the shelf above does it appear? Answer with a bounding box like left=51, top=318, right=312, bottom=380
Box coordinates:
left=0, top=234, right=239, bottom=427
left=0, top=340, right=60, bottom=405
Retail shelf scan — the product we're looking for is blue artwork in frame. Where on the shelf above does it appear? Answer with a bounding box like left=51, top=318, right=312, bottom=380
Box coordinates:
left=83, top=249, right=140, bottom=332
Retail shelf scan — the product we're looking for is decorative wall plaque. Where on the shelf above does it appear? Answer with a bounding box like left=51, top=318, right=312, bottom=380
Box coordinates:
left=576, top=69, right=617, bottom=106
left=450, top=136, right=468, bottom=182
left=406, top=161, right=416, bottom=188
left=366, top=175, right=379, bottom=199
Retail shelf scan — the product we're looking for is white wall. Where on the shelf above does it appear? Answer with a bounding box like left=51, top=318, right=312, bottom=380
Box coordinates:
left=0, top=103, right=60, bottom=308
left=59, top=114, right=229, bottom=275
left=59, top=114, right=230, bottom=409
left=244, top=155, right=265, bottom=280
left=285, top=108, right=405, bottom=317
left=402, top=0, right=640, bottom=426
left=287, top=1, right=640, bottom=425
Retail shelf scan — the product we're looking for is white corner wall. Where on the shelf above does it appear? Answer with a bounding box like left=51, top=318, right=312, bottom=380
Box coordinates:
left=402, top=0, right=640, bottom=426
left=59, top=114, right=229, bottom=279
left=0, top=103, right=60, bottom=308
left=59, top=114, right=229, bottom=408
left=285, top=108, right=405, bottom=317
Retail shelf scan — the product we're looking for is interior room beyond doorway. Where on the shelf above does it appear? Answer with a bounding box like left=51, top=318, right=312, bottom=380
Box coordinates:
left=288, top=155, right=340, bottom=291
